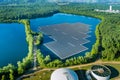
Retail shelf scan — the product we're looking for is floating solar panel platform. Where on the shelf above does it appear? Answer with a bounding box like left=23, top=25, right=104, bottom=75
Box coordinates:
left=39, top=23, right=91, bottom=59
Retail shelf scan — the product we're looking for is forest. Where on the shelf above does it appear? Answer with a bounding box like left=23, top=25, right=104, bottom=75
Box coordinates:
left=0, top=3, right=59, bottom=22
left=0, top=3, right=120, bottom=80
left=0, top=0, right=48, bottom=5
left=59, top=3, right=120, bottom=61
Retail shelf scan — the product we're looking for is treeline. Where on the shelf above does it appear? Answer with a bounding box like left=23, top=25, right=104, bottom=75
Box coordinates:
left=0, top=3, right=59, bottom=22
left=0, top=20, right=34, bottom=80
left=0, top=4, right=120, bottom=79
left=35, top=49, right=97, bottom=68
left=1, top=3, right=120, bottom=23
left=35, top=3, right=120, bottom=68
left=0, top=64, right=16, bottom=80
left=0, top=0, right=48, bottom=5
left=17, top=20, right=33, bottom=74
left=59, top=3, right=120, bottom=61
left=99, top=16, right=120, bottom=60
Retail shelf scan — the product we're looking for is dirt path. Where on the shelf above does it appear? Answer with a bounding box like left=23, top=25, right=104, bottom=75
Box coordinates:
left=68, top=60, right=120, bottom=69
left=33, top=36, right=38, bottom=70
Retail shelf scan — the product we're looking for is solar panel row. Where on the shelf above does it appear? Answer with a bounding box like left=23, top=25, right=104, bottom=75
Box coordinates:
left=39, top=23, right=90, bottom=59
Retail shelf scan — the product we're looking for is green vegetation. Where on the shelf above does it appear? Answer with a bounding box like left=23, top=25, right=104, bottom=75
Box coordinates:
left=23, top=70, right=53, bottom=80
left=0, top=64, right=16, bottom=80
left=29, top=3, right=120, bottom=69
left=0, top=4, right=58, bottom=23
left=1, top=3, right=120, bottom=67
left=0, top=0, right=48, bottom=5
left=0, top=3, right=120, bottom=79
left=21, top=63, right=120, bottom=80
left=36, top=49, right=45, bottom=67
left=33, top=32, right=43, bottom=46
left=59, top=3, right=120, bottom=61
left=33, top=3, right=120, bottom=68
left=17, top=20, right=33, bottom=75
left=9, top=69, right=14, bottom=80
left=0, top=20, right=35, bottom=80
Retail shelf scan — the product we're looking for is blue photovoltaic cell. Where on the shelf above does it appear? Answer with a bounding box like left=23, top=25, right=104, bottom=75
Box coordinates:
left=39, top=23, right=90, bottom=59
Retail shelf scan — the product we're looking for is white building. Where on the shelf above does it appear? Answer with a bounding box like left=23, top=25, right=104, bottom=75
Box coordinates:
left=51, top=68, right=79, bottom=80
left=109, top=5, right=112, bottom=11
left=86, top=65, right=111, bottom=80
left=95, top=5, right=120, bottom=13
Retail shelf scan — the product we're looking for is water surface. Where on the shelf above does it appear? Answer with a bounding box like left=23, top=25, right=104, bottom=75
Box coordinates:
left=0, top=23, right=28, bottom=67
left=30, top=13, right=100, bottom=59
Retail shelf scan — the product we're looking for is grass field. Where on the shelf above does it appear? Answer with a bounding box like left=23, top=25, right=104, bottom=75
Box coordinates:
left=22, top=63, right=120, bottom=80
left=22, top=70, right=53, bottom=80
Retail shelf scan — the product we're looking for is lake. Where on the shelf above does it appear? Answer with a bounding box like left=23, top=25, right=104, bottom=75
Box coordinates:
left=30, top=13, right=100, bottom=59
left=0, top=13, right=100, bottom=67
left=0, top=23, right=28, bottom=67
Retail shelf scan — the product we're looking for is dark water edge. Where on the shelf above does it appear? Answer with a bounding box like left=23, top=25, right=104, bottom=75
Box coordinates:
left=0, top=23, right=28, bottom=67
left=30, top=13, right=101, bottom=60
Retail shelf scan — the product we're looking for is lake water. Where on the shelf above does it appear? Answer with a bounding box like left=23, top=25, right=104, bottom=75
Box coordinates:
left=0, top=23, right=28, bottom=67
left=0, top=13, right=100, bottom=67
left=30, top=13, right=100, bottom=59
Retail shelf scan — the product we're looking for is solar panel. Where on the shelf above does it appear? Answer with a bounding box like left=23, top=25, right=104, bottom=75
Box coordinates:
left=40, top=23, right=91, bottom=59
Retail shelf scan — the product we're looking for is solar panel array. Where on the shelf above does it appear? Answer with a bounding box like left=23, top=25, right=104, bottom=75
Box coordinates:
left=40, top=23, right=90, bottom=59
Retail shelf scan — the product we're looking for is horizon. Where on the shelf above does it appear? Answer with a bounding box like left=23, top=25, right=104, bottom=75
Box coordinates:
left=0, top=0, right=120, bottom=4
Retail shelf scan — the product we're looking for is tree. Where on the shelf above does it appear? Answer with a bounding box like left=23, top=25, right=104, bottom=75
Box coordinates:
left=44, top=55, right=51, bottom=64
left=36, top=49, right=45, bottom=67
left=1, top=75, right=5, bottom=80
left=17, top=61, right=24, bottom=75
left=9, top=69, right=14, bottom=80
left=47, top=59, right=63, bottom=67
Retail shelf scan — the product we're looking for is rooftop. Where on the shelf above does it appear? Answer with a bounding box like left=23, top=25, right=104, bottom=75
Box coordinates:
left=51, top=68, right=78, bottom=80
left=40, top=23, right=90, bottom=59
left=91, top=65, right=111, bottom=77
